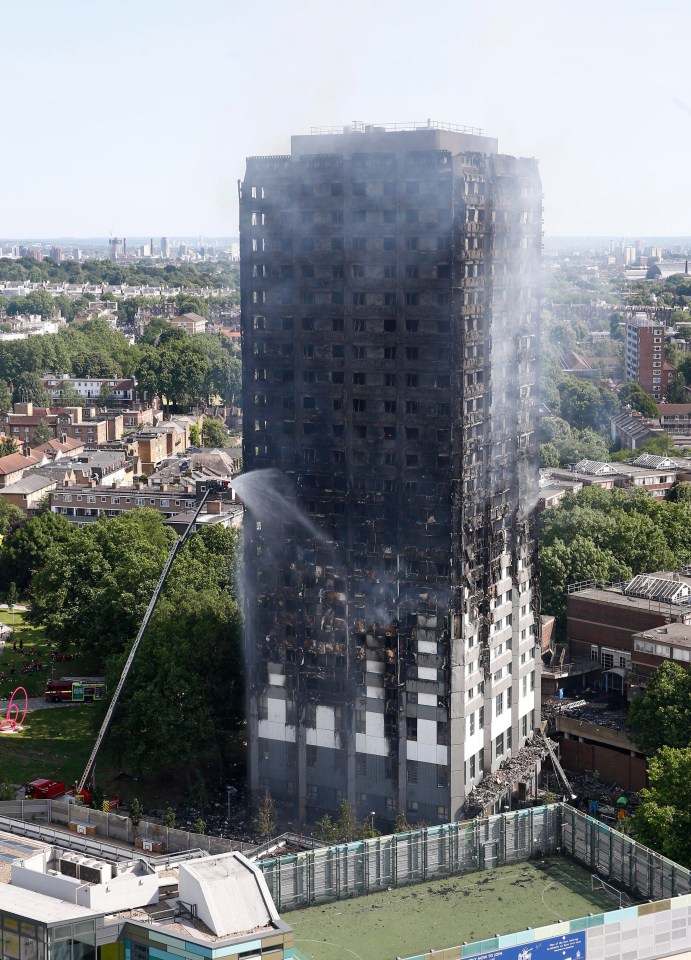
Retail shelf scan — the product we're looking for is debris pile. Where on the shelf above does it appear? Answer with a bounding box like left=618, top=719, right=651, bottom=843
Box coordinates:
left=464, top=739, right=551, bottom=814
left=542, top=697, right=628, bottom=730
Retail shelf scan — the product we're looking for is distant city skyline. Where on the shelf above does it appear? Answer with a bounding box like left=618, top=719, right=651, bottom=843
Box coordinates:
left=2, top=0, right=691, bottom=237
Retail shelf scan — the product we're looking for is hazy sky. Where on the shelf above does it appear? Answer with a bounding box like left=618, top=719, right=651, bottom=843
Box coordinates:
left=2, top=0, right=689, bottom=238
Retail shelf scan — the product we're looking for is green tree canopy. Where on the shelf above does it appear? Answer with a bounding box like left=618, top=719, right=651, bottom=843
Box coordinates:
left=28, top=510, right=175, bottom=654
left=539, top=487, right=691, bottom=626
left=0, top=436, right=17, bottom=457
left=559, top=376, right=619, bottom=432
left=202, top=417, right=228, bottom=447
left=33, top=419, right=53, bottom=445
left=0, top=511, right=75, bottom=591
left=634, top=748, right=691, bottom=868
left=620, top=381, right=659, bottom=418
left=0, top=501, right=24, bottom=539
left=0, top=380, right=12, bottom=413
left=12, top=372, right=50, bottom=407
left=627, top=662, right=691, bottom=755
left=27, top=517, right=243, bottom=776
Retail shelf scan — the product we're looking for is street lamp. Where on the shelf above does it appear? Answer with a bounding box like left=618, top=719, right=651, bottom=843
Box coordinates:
left=370, top=811, right=376, bottom=834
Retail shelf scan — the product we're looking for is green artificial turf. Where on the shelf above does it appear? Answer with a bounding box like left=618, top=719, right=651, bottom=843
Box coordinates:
left=290, top=857, right=618, bottom=960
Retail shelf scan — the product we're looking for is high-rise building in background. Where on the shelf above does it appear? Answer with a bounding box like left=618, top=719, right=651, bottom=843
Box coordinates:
left=161, top=237, right=170, bottom=258
left=240, top=122, right=542, bottom=826
left=625, top=313, right=674, bottom=402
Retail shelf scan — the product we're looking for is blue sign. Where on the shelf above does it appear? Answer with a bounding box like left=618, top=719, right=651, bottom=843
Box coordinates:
left=558, top=688, right=564, bottom=700
left=468, top=930, right=586, bottom=960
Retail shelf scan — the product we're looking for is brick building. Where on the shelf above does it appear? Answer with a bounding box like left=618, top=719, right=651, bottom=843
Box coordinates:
left=625, top=313, right=674, bottom=401
left=567, top=572, right=691, bottom=671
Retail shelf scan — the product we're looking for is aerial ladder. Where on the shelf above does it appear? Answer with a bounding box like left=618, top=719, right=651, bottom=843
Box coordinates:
left=76, top=482, right=230, bottom=797
left=538, top=729, right=576, bottom=801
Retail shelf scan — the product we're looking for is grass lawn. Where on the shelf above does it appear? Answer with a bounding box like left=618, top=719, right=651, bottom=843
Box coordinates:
left=0, top=705, right=100, bottom=786
left=0, top=609, right=99, bottom=699
left=289, top=857, right=620, bottom=960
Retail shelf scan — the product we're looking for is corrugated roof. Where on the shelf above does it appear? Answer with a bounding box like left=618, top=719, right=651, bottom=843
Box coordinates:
left=630, top=453, right=677, bottom=469
left=624, top=574, right=691, bottom=603
left=572, top=459, right=618, bottom=476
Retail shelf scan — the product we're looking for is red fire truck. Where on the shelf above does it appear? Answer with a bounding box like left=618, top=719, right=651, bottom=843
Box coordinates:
left=44, top=677, right=106, bottom=703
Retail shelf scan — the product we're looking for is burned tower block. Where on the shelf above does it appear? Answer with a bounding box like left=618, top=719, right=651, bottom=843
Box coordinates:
left=240, top=122, right=542, bottom=826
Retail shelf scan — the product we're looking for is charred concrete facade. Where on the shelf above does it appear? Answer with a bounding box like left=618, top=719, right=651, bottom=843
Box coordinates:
left=240, top=123, right=542, bottom=827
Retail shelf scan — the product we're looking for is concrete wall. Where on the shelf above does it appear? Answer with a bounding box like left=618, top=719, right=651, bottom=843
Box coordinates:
left=11, top=863, right=82, bottom=901
left=80, top=871, right=158, bottom=911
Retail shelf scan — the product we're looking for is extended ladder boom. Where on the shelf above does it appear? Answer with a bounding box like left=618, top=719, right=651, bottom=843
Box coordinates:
left=539, top=730, right=576, bottom=800
left=77, top=488, right=215, bottom=795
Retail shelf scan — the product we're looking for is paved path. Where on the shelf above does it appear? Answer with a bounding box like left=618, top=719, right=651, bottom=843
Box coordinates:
left=0, top=695, right=79, bottom=714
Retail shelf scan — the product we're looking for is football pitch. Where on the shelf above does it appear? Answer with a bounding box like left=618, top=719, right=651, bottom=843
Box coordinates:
left=289, top=856, right=618, bottom=960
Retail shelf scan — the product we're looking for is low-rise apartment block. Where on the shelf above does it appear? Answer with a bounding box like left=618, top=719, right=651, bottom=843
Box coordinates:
left=43, top=374, right=136, bottom=404
left=169, top=311, right=207, bottom=335
left=135, top=419, right=194, bottom=475
left=50, top=485, right=198, bottom=521
left=0, top=451, right=40, bottom=487
left=0, top=474, right=58, bottom=515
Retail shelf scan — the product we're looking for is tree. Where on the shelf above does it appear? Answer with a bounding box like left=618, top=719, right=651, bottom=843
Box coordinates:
left=540, top=535, right=632, bottom=625
left=627, top=662, right=691, bottom=755
left=140, top=316, right=171, bottom=345
left=175, top=294, right=209, bottom=318
left=0, top=501, right=23, bottom=539
left=335, top=800, right=360, bottom=842
left=58, top=382, right=86, bottom=407
left=99, top=384, right=116, bottom=407
left=189, top=424, right=201, bottom=446
left=257, top=789, right=276, bottom=837
left=202, top=417, right=228, bottom=447
left=620, top=382, right=659, bottom=419
left=633, top=748, right=691, bottom=868
left=609, top=312, right=625, bottom=339
left=0, top=380, right=12, bottom=413
left=6, top=582, right=18, bottom=610
left=667, top=482, right=691, bottom=503
left=0, top=436, right=17, bottom=457
left=313, top=814, right=339, bottom=844
left=28, top=510, right=175, bottom=654
left=393, top=812, right=411, bottom=833
left=6, top=291, right=56, bottom=319
left=539, top=417, right=571, bottom=445
left=12, top=372, right=50, bottom=407
left=539, top=486, right=691, bottom=627
left=163, top=807, right=176, bottom=829
left=33, top=419, right=53, bottom=445
left=192, top=818, right=206, bottom=835
left=29, top=518, right=244, bottom=775
left=129, top=797, right=143, bottom=828
left=665, top=374, right=687, bottom=403
left=0, top=511, right=75, bottom=591
left=559, top=376, right=619, bottom=433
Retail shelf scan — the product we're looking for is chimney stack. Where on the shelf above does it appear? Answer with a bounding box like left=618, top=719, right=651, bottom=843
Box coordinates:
left=22, top=441, right=31, bottom=458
